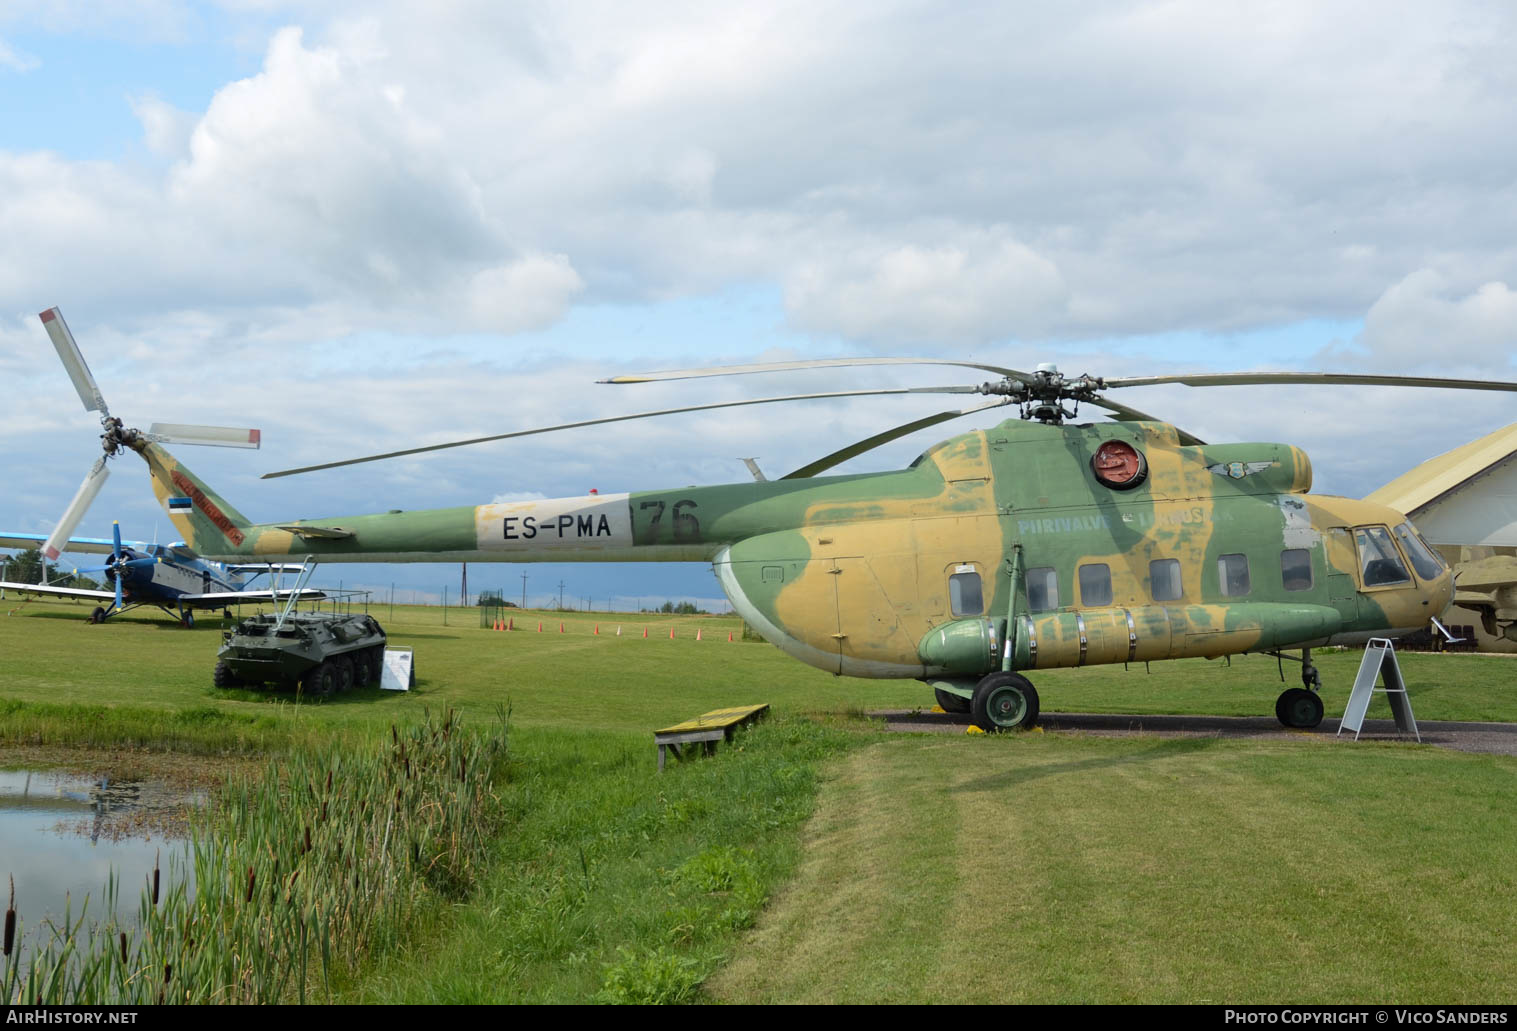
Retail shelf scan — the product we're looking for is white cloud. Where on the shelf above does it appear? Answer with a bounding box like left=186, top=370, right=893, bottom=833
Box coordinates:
left=0, top=36, right=38, bottom=72
left=1355, top=270, right=1517, bottom=370
left=466, top=255, right=585, bottom=333
left=785, top=232, right=1068, bottom=343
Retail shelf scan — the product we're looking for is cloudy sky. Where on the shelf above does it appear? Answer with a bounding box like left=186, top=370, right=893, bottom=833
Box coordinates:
left=1, top=0, right=1515, bottom=609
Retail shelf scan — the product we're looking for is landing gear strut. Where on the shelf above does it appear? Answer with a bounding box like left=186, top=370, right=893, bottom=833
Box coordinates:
left=1274, top=648, right=1324, bottom=729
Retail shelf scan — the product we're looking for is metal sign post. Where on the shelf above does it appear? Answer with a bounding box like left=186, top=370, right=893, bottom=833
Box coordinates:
left=1338, top=638, right=1420, bottom=742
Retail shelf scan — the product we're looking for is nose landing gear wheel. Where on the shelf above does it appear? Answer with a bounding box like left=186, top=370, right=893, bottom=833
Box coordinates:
left=971, top=671, right=1040, bottom=732
left=1275, top=687, right=1324, bottom=729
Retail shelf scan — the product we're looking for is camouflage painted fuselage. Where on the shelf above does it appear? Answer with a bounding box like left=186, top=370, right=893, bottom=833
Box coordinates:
left=137, top=418, right=1452, bottom=680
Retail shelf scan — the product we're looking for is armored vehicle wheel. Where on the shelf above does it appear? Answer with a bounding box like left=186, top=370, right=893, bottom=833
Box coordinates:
left=971, top=671, right=1040, bottom=732
left=1276, top=687, right=1323, bottom=729
left=301, top=661, right=337, bottom=698
left=213, top=661, right=241, bottom=689
left=934, top=687, right=971, bottom=714
left=335, top=656, right=355, bottom=693
left=350, top=651, right=371, bottom=687
left=90, top=606, right=107, bottom=624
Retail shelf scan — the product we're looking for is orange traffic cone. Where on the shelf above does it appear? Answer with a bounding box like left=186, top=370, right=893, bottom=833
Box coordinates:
left=537, top=621, right=543, bottom=632
left=594, top=624, right=600, bottom=635
left=696, top=628, right=703, bottom=641
left=559, top=622, right=565, bottom=633
left=642, top=627, right=648, bottom=638
left=669, top=626, right=675, bottom=639
left=728, top=631, right=733, bottom=642
left=508, top=617, right=514, bottom=631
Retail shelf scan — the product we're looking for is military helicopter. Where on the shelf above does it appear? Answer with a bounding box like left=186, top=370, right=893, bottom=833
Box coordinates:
left=33, top=309, right=1517, bottom=731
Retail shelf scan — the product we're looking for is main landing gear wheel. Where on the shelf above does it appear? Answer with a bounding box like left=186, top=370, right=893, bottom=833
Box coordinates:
left=180, top=611, right=195, bottom=629
left=934, top=687, right=971, bottom=714
left=971, top=671, right=1040, bottom=732
left=90, top=606, right=107, bottom=624
left=1275, top=687, right=1324, bottom=729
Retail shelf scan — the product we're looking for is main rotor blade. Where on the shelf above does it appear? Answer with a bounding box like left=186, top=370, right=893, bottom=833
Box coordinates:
left=39, top=308, right=108, bottom=415
left=601, top=357, right=1032, bottom=384
left=1103, top=372, right=1517, bottom=392
left=43, top=457, right=110, bottom=561
left=261, top=386, right=981, bottom=478
left=148, top=423, right=262, bottom=449
left=1086, top=394, right=1206, bottom=446
left=782, top=399, right=1014, bottom=479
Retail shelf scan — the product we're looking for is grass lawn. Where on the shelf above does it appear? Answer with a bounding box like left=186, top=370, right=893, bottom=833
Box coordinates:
left=3, top=596, right=1517, bottom=1003
left=708, top=733, right=1517, bottom=1003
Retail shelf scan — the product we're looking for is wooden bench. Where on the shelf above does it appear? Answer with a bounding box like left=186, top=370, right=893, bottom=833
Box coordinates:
left=654, top=704, right=769, bottom=771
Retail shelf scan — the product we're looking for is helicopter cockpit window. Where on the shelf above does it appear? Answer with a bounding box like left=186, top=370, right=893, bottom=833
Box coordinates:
left=949, top=569, right=984, bottom=618
left=1354, top=526, right=1411, bottom=587
left=1026, top=567, right=1059, bottom=612
left=1218, top=553, right=1251, bottom=597
left=1149, top=558, right=1182, bottom=602
left=1393, top=523, right=1445, bottom=580
left=1078, top=563, right=1113, bottom=607
left=1280, top=549, right=1313, bottom=592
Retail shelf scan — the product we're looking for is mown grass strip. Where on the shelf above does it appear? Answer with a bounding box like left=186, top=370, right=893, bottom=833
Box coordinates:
left=708, top=732, right=1517, bottom=1004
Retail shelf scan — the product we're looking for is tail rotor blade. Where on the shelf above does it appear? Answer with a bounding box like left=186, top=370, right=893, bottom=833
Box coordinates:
left=39, top=308, right=109, bottom=415
left=147, top=424, right=262, bottom=449
left=43, top=457, right=110, bottom=561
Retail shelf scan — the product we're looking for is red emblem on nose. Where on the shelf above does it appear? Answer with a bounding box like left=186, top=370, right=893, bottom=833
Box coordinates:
left=1091, top=441, right=1148, bottom=490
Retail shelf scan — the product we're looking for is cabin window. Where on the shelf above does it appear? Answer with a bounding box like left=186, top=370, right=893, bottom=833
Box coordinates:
left=1149, top=559, right=1182, bottom=602
left=1218, top=553, right=1251, bottom=597
left=949, top=569, right=984, bottom=617
left=1026, top=566, right=1059, bottom=612
left=1280, top=549, right=1313, bottom=592
left=1354, top=526, right=1410, bottom=586
left=1078, top=563, right=1113, bottom=607
left=1393, top=523, right=1444, bottom=580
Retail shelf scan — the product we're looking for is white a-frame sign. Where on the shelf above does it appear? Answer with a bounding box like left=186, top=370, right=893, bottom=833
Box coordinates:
left=1338, top=638, right=1420, bottom=742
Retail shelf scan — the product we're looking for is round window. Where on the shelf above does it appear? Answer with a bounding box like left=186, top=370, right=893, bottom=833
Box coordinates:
left=1090, top=440, right=1148, bottom=490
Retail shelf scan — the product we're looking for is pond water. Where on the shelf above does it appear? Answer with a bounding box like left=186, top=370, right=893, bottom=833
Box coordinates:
left=0, top=769, right=195, bottom=937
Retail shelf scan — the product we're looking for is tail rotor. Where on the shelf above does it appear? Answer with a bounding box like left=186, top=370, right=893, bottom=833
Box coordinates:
left=36, top=307, right=263, bottom=560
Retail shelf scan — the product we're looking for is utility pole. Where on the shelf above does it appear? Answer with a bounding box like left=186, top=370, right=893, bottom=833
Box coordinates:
left=558, top=580, right=566, bottom=611
left=520, top=571, right=528, bottom=610
left=461, top=562, right=468, bottom=607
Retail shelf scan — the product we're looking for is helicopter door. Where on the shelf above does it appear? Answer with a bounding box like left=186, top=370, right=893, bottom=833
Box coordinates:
left=829, top=555, right=912, bottom=674
left=1322, top=527, right=1358, bottom=604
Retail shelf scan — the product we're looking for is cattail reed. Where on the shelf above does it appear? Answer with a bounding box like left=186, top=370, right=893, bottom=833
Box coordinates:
left=6, top=707, right=507, bottom=1005
left=5, top=876, right=14, bottom=957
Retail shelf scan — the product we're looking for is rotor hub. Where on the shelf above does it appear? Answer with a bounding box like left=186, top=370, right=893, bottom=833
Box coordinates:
left=977, top=369, right=1108, bottom=425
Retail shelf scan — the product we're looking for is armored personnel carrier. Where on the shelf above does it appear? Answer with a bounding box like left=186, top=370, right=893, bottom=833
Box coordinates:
left=215, top=611, right=388, bottom=695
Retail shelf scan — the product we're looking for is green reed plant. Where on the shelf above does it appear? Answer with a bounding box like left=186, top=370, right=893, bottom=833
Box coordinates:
left=3, top=706, right=509, bottom=1004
